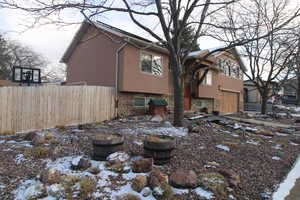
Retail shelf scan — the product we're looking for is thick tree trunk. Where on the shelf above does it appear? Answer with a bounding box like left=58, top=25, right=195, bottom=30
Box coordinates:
left=297, top=78, right=300, bottom=106
left=171, top=58, right=184, bottom=127
left=261, top=95, right=268, bottom=114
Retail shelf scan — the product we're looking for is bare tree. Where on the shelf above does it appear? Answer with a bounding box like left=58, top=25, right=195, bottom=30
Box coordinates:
left=212, top=0, right=299, bottom=114
left=2, top=0, right=299, bottom=124
left=42, top=63, right=66, bottom=82
left=0, top=35, right=47, bottom=80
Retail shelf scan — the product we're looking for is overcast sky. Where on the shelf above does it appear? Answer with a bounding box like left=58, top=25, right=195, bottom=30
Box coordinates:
left=0, top=7, right=221, bottom=66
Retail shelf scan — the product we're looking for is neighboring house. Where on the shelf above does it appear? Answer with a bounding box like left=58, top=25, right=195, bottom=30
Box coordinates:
left=282, top=79, right=298, bottom=105
left=61, top=21, right=246, bottom=116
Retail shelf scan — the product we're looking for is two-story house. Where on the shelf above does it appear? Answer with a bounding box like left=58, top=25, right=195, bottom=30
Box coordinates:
left=61, top=21, right=246, bottom=116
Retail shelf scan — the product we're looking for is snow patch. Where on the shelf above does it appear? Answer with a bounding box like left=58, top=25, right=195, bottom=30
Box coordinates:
left=272, top=156, right=281, bottom=161
left=194, top=187, right=214, bottom=199
left=122, top=126, right=188, bottom=137
left=216, top=144, right=230, bottom=151
left=15, top=154, right=27, bottom=164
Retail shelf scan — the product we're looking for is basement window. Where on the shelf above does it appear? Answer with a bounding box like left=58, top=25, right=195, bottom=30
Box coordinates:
left=140, top=51, right=163, bottom=76
left=133, top=97, right=145, bottom=107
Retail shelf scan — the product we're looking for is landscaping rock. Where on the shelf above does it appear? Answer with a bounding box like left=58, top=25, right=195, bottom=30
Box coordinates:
left=254, top=129, right=274, bottom=137
left=169, top=170, right=198, bottom=189
left=107, top=152, right=130, bottom=165
left=132, top=158, right=153, bottom=173
left=141, top=187, right=152, bottom=197
left=23, top=183, right=47, bottom=200
left=198, top=172, right=228, bottom=198
left=23, top=132, right=38, bottom=141
left=218, top=169, right=241, bottom=187
left=149, top=168, right=169, bottom=189
left=131, top=175, right=147, bottom=192
left=71, top=157, right=91, bottom=170
left=160, top=121, right=173, bottom=128
left=40, top=168, right=62, bottom=184
left=150, top=115, right=163, bottom=122
left=32, top=135, right=46, bottom=146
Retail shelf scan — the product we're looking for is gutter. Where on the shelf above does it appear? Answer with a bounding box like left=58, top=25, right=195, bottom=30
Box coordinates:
left=115, top=41, right=129, bottom=117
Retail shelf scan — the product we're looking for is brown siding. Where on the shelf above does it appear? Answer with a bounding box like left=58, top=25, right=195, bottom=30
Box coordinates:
left=66, top=26, right=123, bottom=87
left=119, top=45, right=170, bottom=95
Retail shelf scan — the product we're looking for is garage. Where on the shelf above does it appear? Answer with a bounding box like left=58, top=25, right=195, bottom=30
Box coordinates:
left=220, top=91, right=239, bottom=113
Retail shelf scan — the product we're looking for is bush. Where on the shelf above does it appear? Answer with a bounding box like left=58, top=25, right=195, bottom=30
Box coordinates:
left=24, top=147, right=52, bottom=159
left=80, top=176, right=97, bottom=198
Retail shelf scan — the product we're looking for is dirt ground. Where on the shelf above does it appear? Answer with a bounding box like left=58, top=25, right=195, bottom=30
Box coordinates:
left=0, top=114, right=300, bottom=199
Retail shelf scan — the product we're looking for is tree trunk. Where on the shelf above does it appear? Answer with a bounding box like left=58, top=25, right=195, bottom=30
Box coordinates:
left=297, top=78, right=300, bottom=106
left=261, top=94, right=268, bottom=114
left=171, top=58, right=184, bottom=127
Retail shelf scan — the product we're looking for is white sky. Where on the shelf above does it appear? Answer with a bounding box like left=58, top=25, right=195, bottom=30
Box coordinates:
left=0, top=7, right=221, bottom=66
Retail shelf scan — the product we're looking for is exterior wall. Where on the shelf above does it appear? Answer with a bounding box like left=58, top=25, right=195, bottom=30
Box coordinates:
left=117, top=92, right=173, bottom=116
left=244, top=84, right=261, bottom=103
left=119, top=45, right=171, bottom=95
left=66, top=26, right=123, bottom=87
left=191, top=98, right=214, bottom=113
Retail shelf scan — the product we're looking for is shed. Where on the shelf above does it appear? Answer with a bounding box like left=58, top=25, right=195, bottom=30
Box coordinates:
left=148, top=99, right=168, bottom=115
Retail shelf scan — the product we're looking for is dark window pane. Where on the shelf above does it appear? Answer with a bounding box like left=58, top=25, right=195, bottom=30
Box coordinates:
left=134, top=97, right=145, bottom=107
left=141, top=53, right=152, bottom=73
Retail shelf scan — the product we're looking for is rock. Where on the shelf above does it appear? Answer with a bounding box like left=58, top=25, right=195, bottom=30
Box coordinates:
left=218, top=169, right=240, bottom=187
left=150, top=115, right=163, bottom=122
left=132, top=158, right=153, bottom=173
left=71, top=157, right=91, bottom=170
left=254, top=129, right=274, bottom=137
left=23, top=183, right=47, bottom=200
left=169, top=170, right=198, bottom=189
left=32, top=135, right=46, bottom=146
left=198, top=172, right=228, bottom=198
left=24, top=132, right=38, bottom=141
left=40, top=168, right=62, bottom=184
left=141, top=187, right=152, bottom=197
left=131, top=175, right=147, bottom=192
left=107, top=152, right=130, bottom=165
left=148, top=168, right=169, bottom=189
left=160, top=121, right=173, bottom=128
left=48, top=184, right=65, bottom=198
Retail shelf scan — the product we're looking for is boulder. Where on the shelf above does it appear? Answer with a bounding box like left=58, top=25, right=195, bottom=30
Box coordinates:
left=71, top=157, right=91, bottom=170
left=24, top=132, right=38, bottom=141
left=218, top=169, right=240, bottom=187
left=32, top=135, right=46, bottom=146
left=169, top=170, right=198, bottom=189
left=160, top=121, right=173, bottom=128
left=40, top=168, right=62, bottom=184
left=148, top=168, right=168, bottom=189
left=254, top=129, right=274, bottom=137
left=107, top=152, right=130, bottom=165
left=150, top=115, right=163, bottom=123
left=132, top=158, right=153, bottom=173
left=141, top=187, right=152, bottom=197
left=23, top=183, right=47, bottom=200
left=131, top=175, right=147, bottom=192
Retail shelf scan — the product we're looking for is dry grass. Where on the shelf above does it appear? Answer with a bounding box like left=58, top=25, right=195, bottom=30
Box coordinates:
left=24, top=147, right=52, bottom=159
left=79, top=176, right=97, bottom=198
left=0, top=130, right=16, bottom=136
left=222, top=141, right=239, bottom=148
left=115, top=193, right=141, bottom=200
left=61, top=175, right=81, bottom=200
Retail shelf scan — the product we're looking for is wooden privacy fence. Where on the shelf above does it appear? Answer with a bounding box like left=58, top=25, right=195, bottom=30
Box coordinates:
left=0, top=86, right=116, bottom=133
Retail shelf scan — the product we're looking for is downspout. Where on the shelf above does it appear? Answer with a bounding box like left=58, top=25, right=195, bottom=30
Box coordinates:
left=115, top=40, right=129, bottom=117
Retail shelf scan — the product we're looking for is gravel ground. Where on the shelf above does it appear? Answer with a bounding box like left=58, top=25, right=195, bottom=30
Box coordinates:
left=0, top=115, right=300, bottom=200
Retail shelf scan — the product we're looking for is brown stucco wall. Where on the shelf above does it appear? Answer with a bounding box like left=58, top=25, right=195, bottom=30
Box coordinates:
left=66, top=26, right=123, bottom=87
left=119, top=45, right=170, bottom=95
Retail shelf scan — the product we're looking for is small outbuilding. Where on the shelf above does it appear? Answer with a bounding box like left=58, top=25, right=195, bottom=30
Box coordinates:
left=148, top=99, right=168, bottom=115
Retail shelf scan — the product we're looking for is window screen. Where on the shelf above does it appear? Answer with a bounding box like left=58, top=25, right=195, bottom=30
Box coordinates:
left=141, top=52, right=162, bottom=76
left=141, top=53, right=152, bottom=73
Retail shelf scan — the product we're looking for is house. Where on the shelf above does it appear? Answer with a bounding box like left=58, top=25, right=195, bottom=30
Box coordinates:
left=61, top=21, right=246, bottom=116
left=281, top=79, right=298, bottom=105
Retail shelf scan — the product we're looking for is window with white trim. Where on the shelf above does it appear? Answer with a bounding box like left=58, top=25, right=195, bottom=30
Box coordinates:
left=203, top=71, right=212, bottom=85
left=141, top=52, right=163, bottom=76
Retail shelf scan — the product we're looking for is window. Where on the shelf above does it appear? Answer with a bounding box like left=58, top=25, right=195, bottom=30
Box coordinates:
left=203, top=71, right=212, bottom=85
left=133, top=97, right=145, bottom=107
left=141, top=52, right=163, bottom=76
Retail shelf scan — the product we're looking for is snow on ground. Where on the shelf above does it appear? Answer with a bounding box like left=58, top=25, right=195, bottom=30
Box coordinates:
left=272, top=156, right=300, bottom=200
left=122, top=126, right=188, bottom=137
left=272, top=156, right=281, bottom=161
left=246, top=140, right=260, bottom=145
left=194, top=187, right=214, bottom=199
left=15, top=154, right=28, bottom=164
left=216, top=144, right=230, bottom=151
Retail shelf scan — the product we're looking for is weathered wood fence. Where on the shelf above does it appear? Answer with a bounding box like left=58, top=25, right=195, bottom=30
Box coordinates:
left=0, top=86, right=116, bottom=133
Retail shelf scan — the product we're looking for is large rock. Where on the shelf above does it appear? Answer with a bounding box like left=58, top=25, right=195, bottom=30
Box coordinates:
left=24, top=132, right=38, bottom=141
left=254, top=129, right=274, bottom=137
left=131, top=175, right=147, bottom=192
left=40, top=168, right=62, bottom=184
left=148, top=168, right=169, bottom=189
left=218, top=169, right=240, bottom=187
left=169, top=170, right=198, bottom=189
left=107, top=152, right=130, bottom=165
left=71, top=157, right=91, bottom=170
left=23, top=183, right=47, bottom=200
left=132, top=158, right=153, bottom=173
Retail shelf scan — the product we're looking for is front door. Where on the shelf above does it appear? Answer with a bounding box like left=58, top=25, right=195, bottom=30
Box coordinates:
left=184, top=85, right=191, bottom=110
